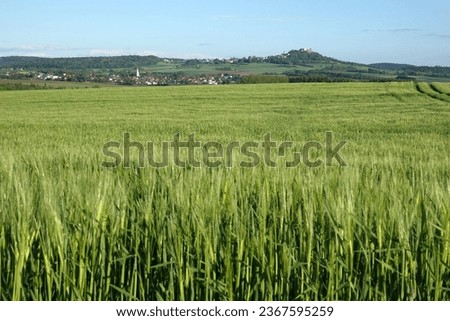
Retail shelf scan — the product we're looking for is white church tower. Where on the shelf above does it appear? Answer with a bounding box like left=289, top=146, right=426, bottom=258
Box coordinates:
left=136, top=68, right=140, bottom=78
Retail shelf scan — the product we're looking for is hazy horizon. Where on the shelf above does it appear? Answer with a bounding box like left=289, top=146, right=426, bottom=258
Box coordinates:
left=1, top=0, right=449, bottom=66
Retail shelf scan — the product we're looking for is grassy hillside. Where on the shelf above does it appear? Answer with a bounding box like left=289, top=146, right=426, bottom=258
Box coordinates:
left=0, top=83, right=449, bottom=300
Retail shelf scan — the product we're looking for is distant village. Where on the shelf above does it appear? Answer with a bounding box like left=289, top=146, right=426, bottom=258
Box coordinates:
left=0, top=57, right=244, bottom=86
left=21, top=68, right=238, bottom=86
left=119, top=68, right=238, bottom=86
left=0, top=50, right=318, bottom=86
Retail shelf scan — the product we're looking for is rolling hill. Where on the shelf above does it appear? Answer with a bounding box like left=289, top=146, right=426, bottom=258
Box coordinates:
left=1, top=49, right=450, bottom=84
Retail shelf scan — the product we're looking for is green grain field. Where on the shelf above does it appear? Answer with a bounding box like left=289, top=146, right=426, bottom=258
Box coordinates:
left=0, top=82, right=449, bottom=301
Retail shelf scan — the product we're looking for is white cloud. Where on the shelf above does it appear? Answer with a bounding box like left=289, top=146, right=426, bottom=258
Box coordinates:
left=88, top=48, right=157, bottom=57
left=0, top=44, right=219, bottom=59
left=0, top=45, right=162, bottom=58
left=0, top=45, right=88, bottom=57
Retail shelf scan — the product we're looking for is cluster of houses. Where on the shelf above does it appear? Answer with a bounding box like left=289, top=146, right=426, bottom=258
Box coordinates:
left=129, top=69, right=237, bottom=86
left=36, top=73, right=63, bottom=81
left=1, top=68, right=239, bottom=86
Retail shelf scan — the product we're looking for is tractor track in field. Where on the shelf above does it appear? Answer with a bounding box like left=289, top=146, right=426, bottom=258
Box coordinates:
left=429, top=84, right=450, bottom=96
left=415, top=82, right=450, bottom=103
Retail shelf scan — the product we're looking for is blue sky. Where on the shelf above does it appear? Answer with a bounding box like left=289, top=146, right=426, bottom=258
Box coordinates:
left=1, top=0, right=449, bottom=65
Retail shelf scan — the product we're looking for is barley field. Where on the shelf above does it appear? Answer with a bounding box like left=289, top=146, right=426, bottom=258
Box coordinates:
left=0, top=82, right=449, bottom=300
